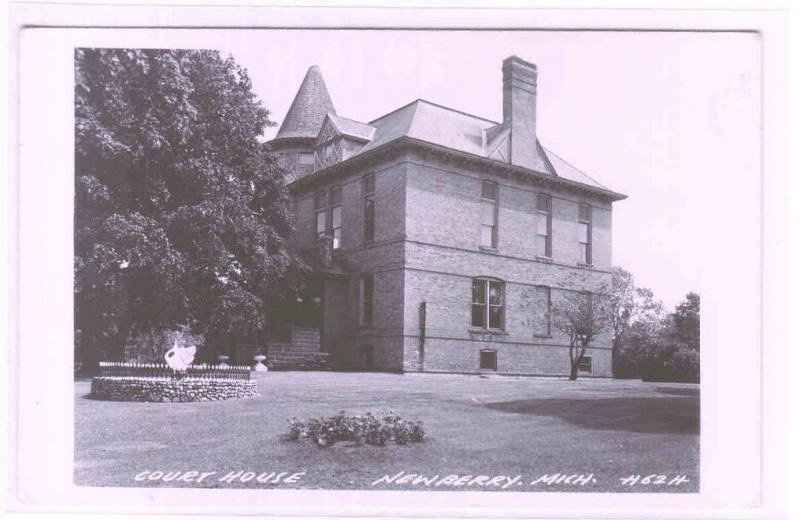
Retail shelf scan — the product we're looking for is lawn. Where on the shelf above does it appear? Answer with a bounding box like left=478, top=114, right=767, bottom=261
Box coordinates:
left=74, top=372, right=699, bottom=492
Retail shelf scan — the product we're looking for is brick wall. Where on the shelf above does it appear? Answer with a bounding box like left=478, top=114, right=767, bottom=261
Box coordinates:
left=290, top=149, right=615, bottom=376
left=401, top=268, right=612, bottom=376
left=291, top=157, right=409, bottom=370
left=404, top=152, right=613, bottom=269
left=291, top=155, right=407, bottom=251
left=401, top=152, right=613, bottom=376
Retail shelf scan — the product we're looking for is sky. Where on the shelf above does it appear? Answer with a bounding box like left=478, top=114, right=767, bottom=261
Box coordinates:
left=213, top=29, right=760, bottom=309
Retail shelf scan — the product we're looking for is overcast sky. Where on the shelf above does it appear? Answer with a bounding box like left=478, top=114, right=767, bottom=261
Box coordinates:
left=215, top=29, right=760, bottom=309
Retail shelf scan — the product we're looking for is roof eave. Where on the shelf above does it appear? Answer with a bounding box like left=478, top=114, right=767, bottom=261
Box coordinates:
left=289, top=136, right=627, bottom=202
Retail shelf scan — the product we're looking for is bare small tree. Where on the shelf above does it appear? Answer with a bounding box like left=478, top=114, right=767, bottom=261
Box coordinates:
left=552, top=290, right=611, bottom=380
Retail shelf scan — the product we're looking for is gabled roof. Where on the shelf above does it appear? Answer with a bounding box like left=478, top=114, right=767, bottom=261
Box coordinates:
left=326, top=114, right=376, bottom=142
left=349, top=99, right=609, bottom=191
left=274, top=66, right=336, bottom=141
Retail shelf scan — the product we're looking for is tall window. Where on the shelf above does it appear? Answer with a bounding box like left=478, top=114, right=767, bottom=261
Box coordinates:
left=481, top=181, right=498, bottom=248
left=537, top=194, right=552, bottom=258
left=360, top=273, right=374, bottom=327
left=329, top=187, right=342, bottom=249
left=363, top=174, right=375, bottom=243
left=298, top=152, right=315, bottom=175
left=471, top=278, right=504, bottom=330
left=314, top=191, right=327, bottom=239
left=534, top=285, right=551, bottom=337
left=578, top=204, right=592, bottom=264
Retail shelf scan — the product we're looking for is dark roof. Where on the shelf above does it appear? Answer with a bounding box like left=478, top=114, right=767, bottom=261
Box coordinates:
left=354, top=99, right=610, bottom=190
left=274, top=66, right=336, bottom=141
left=273, top=68, right=621, bottom=197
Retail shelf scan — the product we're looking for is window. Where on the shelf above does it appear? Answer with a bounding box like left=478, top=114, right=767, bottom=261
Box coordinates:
left=480, top=181, right=498, bottom=248
left=534, top=286, right=551, bottom=337
left=298, top=152, right=315, bottom=175
left=360, top=273, right=374, bottom=327
left=363, top=174, right=375, bottom=243
left=479, top=350, right=497, bottom=371
left=578, top=356, right=592, bottom=374
left=579, top=203, right=592, bottom=264
left=298, top=152, right=315, bottom=166
left=329, top=187, right=342, bottom=249
left=314, top=191, right=327, bottom=239
left=471, top=278, right=504, bottom=330
left=537, top=194, right=552, bottom=257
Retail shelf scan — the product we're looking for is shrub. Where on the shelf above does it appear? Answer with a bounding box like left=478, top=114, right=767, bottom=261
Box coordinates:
left=285, top=410, right=425, bottom=447
left=641, top=345, right=699, bottom=383
left=125, top=327, right=204, bottom=363
left=286, top=417, right=303, bottom=441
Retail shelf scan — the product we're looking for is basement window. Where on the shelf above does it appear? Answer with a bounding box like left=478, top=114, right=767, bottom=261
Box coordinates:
left=480, top=350, right=497, bottom=371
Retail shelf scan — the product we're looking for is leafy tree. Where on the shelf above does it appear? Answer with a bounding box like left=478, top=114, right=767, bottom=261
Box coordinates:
left=552, top=290, right=612, bottom=380
left=672, top=292, right=700, bottom=350
left=610, top=267, right=666, bottom=377
left=75, top=48, right=306, bottom=370
left=639, top=292, right=701, bottom=383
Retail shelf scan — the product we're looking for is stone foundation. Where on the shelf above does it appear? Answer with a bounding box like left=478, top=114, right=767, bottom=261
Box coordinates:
left=90, top=377, right=258, bottom=402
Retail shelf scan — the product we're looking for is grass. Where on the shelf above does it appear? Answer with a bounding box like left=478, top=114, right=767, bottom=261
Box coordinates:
left=74, top=372, right=699, bottom=492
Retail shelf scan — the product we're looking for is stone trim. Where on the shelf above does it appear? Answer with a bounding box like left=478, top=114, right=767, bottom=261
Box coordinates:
left=90, top=377, right=258, bottom=402
left=330, top=238, right=612, bottom=276
left=376, top=265, right=612, bottom=293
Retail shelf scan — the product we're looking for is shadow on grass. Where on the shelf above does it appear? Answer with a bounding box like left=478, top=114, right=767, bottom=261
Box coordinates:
left=484, top=397, right=699, bottom=435
left=654, top=386, right=700, bottom=397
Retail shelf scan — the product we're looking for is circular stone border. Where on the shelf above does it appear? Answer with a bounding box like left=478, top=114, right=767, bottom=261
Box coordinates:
left=90, top=376, right=259, bottom=402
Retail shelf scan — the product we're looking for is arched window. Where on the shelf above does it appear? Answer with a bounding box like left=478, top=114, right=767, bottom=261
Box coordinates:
left=471, top=277, right=505, bottom=330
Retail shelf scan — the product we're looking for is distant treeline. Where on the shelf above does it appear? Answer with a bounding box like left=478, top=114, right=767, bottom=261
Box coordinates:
left=611, top=268, right=699, bottom=383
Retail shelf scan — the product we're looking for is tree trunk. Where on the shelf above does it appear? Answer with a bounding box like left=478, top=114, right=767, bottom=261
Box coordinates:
left=77, top=300, right=100, bottom=375
left=568, top=341, right=578, bottom=380
left=569, top=363, right=579, bottom=381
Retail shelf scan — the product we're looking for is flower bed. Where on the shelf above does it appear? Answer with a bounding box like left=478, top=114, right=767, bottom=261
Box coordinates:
left=286, top=411, right=425, bottom=447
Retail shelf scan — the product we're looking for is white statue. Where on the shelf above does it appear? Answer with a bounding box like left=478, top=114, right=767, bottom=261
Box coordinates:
left=164, top=339, right=196, bottom=371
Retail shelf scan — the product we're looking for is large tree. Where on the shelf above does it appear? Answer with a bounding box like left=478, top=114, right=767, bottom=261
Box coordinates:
left=671, top=292, right=700, bottom=350
left=75, top=48, right=306, bottom=370
left=610, top=267, right=665, bottom=377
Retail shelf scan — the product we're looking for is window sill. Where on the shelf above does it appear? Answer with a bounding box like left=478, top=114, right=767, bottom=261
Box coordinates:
left=468, top=327, right=508, bottom=337
left=533, top=334, right=552, bottom=339
left=535, top=255, right=553, bottom=263
left=479, top=246, right=499, bottom=254
left=577, top=262, right=594, bottom=268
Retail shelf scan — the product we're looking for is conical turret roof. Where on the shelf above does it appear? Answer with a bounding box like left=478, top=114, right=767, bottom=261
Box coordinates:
left=274, top=65, right=336, bottom=141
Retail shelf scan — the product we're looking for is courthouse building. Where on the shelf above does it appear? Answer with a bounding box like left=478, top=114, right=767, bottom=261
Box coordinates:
left=267, top=56, right=626, bottom=376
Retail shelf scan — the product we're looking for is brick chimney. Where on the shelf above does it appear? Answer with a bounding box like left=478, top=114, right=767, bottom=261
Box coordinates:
left=502, top=56, right=539, bottom=170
